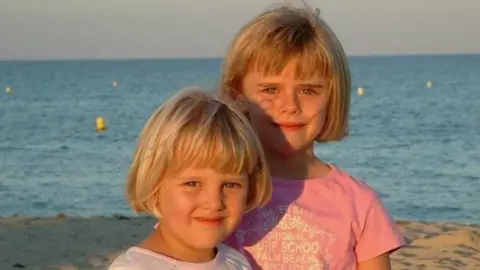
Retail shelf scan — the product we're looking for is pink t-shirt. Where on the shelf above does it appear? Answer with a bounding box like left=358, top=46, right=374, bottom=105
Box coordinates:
left=225, top=166, right=405, bottom=269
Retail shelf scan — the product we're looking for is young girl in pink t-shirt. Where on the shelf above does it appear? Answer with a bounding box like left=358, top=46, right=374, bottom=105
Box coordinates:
left=220, top=3, right=405, bottom=269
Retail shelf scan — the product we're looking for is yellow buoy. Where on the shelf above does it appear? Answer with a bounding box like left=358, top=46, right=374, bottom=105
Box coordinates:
left=96, top=116, right=107, bottom=132
left=426, top=80, right=433, bottom=88
left=6, top=86, right=12, bottom=93
left=112, top=80, right=118, bottom=88
left=357, top=87, right=365, bottom=96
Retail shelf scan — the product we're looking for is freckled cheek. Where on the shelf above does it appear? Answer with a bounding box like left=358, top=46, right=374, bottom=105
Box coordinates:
left=304, top=98, right=329, bottom=118
left=242, top=91, right=273, bottom=110
left=248, top=99, right=276, bottom=118
left=317, top=94, right=330, bottom=109
left=258, top=99, right=274, bottom=111
left=310, top=106, right=327, bottom=119
left=246, top=95, right=276, bottom=113
left=160, top=190, right=197, bottom=218
left=224, top=191, right=248, bottom=215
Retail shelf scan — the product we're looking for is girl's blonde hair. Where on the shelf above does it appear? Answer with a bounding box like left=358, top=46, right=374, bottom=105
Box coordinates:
left=220, top=3, right=351, bottom=142
left=126, top=87, right=271, bottom=218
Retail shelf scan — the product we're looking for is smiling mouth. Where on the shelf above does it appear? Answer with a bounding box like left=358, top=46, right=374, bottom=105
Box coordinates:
left=274, top=123, right=306, bottom=131
left=194, top=217, right=225, bottom=226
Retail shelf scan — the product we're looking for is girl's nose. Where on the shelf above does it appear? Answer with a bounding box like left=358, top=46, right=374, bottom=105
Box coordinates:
left=279, top=91, right=301, bottom=115
left=201, top=188, right=226, bottom=211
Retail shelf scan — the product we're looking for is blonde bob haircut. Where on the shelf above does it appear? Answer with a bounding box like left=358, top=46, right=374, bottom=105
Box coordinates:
left=220, top=2, right=351, bottom=142
left=126, top=87, right=272, bottom=218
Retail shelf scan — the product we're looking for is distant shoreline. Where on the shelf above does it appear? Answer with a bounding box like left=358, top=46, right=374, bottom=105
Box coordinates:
left=2, top=214, right=479, bottom=226
left=1, top=53, right=479, bottom=62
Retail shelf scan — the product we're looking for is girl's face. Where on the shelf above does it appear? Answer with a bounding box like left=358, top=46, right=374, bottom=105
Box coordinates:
left=156, top=167, right=248, bottom=261
left=240, top=59, right=329, bottom=156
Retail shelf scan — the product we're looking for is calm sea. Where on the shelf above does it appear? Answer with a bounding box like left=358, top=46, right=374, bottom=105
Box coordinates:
left=0, top=55, right=479, bottom=223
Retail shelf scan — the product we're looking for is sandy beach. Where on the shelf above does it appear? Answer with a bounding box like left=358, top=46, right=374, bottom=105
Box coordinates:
left=1, top=215, right=479, bottom=269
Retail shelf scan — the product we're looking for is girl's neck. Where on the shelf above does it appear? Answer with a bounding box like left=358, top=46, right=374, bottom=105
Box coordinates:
left=266, top=148, right=331, bottom=180
left=139, top=226, right=216, bottom=263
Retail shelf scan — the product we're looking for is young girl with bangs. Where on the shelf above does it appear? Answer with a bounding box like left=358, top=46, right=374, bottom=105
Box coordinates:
left=109, top=88, right=272, bottom=269
left=220, top=4, right=405, bottom=270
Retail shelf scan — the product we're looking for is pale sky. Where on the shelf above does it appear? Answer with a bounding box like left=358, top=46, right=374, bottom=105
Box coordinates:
left=0, top=0, right=479, bottom=60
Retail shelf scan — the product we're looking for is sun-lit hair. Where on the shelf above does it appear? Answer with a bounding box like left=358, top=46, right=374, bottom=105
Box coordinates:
left=126, top=87, right=271, bottom=218
left=220, top=2, right=351, bottom=141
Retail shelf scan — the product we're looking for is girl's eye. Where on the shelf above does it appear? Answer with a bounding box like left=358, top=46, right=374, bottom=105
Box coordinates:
left=261, top=88, right=277, bottom=95
left=183, top=181, right=201, bottom=187
left=300, top=88, right=318, bottom=95
left=223, top=182, right=243, bottom=189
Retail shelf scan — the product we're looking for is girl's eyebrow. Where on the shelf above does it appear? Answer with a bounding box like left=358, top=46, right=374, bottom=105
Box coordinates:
left=257, top=82, right=281, bottom=87
left=297, top=83, right=325, bottom=88
left=257, top=83, right=325, bottom=88
left=177, top=175, right=246, bottom=181
left=177, top=176, right=203, bottom=180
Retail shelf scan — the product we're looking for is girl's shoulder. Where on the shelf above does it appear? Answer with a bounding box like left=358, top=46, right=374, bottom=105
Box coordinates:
left=287, top=165, right=381, bottom=203
left=218, top=244, right=253, bottom=269
left=108, top=247, right=173, bottom=269
left=108, top=246, right=252, bottom=270
left=328, top=166, right=380, bottom=197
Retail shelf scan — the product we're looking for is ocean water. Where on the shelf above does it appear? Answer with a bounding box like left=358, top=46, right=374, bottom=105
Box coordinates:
left=0, top=55, right=479, bottom=223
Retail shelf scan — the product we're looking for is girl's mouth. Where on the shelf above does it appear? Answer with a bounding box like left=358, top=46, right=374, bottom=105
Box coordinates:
left=194, top=217, right=225, bottom=226
left=274, top=123, right=306, bottom=131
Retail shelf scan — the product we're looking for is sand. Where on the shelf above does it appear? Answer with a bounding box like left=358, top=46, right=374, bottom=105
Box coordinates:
left=1, top=215, right=479, bottom=269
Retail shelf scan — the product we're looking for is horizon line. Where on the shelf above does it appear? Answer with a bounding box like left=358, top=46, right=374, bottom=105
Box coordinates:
left=0, top=52, right=479, bottom=62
